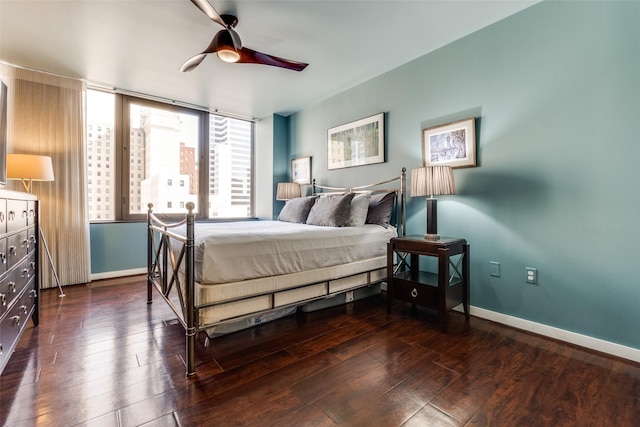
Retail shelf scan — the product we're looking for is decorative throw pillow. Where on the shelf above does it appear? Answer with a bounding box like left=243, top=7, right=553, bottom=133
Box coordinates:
left=306, top=193, right=355, bottom=227
left=346, top=192, right=371, bottom=227
left=365, top=192, right=396, bottom=228
left=278, top=196, right=317, bottom=224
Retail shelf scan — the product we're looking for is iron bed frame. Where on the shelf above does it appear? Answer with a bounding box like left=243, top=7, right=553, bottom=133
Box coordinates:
left=147, top=168, right=406, bottom=376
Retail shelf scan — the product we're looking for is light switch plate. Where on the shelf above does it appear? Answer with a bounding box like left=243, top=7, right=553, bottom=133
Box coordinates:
left=490, top=261, right=500, bottom=277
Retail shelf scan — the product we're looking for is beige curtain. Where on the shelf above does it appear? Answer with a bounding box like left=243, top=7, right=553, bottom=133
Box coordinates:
left=2, top=64, right=91, bottom=287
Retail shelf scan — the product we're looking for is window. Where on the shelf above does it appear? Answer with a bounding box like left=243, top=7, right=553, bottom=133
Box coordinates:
left=86, top=89, right=254, bottom=221
left=86, top=90, right=115, bottom=220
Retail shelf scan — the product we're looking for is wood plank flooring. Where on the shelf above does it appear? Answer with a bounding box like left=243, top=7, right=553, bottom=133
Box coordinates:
left=1, top=276, right=639, bottom=426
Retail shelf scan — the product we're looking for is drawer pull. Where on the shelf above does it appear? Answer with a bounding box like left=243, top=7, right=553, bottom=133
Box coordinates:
left=30, top=289, right=37, bottom=298
left=0, top=212, right=4, bottom=222
left=0, top=293, right=5, bottom=306
left=411, top=288, right=418, bottom=298
left=9, top=246, right=17, bottom=257
left=0, top=252, right=5, bottom=264
left=22, top=268, right=30, bottom=278
left=8, top=282, right=16, bottom=293
left=0, top=343, right=3, bottom=355
left=20, top=305, right=28, bottom=314
left=12, top=315, right=20, bottom=326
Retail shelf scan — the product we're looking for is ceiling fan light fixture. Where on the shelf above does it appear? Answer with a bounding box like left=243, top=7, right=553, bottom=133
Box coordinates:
left=217, top=48, right=240, bottom=63
left=213, top=29, right=240, bottom=63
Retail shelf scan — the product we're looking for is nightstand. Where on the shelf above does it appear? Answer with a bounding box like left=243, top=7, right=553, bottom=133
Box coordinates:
left=386, top=235, right=469, bottom=332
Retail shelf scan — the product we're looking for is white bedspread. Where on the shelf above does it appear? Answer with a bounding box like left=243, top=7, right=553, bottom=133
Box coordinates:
left=188, top=221, right=396, bottom=284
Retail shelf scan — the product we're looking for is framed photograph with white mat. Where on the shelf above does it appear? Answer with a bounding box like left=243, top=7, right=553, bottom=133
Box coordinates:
left=327, top=113, right=385, bottom=170
left=422, top=117, right=476, bottom=168
left=291, top=156, right=311, bottom=185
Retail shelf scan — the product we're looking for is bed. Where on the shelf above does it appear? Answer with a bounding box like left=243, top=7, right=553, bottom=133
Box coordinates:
left=147, top=168, right=406, bottom=376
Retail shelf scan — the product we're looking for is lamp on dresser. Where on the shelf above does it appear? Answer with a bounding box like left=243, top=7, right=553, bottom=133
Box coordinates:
left=7, top=153, right=64, bottom=297
left=276, top=182, right=301, bottom=201
left=410, top=166, right=456, bottom=240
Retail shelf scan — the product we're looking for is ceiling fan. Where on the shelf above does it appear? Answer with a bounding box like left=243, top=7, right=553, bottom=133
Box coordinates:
left=180, top=0, right=309, bottom=72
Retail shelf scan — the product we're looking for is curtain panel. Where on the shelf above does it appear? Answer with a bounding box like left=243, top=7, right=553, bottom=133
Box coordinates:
left=1, top=63, right=91, bottom=287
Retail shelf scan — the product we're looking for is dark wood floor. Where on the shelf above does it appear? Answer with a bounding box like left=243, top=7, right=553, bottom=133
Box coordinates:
left=1, top=276, right=639, bottom=426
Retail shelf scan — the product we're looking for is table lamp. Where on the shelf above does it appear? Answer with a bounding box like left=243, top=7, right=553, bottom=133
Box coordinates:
left=410, top=166, right=456, bottom=240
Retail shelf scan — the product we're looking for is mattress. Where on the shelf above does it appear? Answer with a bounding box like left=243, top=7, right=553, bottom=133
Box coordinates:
left=190, top=221, right=396, bottom=284
left=162, top=220, right=395, bottom=326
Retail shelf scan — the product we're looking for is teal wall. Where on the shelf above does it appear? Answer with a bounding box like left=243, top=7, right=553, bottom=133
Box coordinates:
left=288, top=1, right=640, bottom=350
left=90, top=222, right=146, bottom=274
left=272, top=114, right=290, bottom=219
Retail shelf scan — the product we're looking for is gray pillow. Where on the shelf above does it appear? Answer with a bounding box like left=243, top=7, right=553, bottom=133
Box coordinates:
left=365, top=192, right=395, bottom=228
left=346, top=192, right=371, bottom=227
left=306, top=193, right=355, bottom=227
left=278, top=196, right=317, bottom=223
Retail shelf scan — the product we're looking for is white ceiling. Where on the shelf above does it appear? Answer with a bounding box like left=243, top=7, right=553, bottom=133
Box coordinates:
left=0, top=0, right=537, bottom=119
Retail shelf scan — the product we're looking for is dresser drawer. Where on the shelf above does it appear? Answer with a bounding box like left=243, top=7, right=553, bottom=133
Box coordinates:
left=0, top=199, right=6, bottom=235
left=26, top=227, right=37, bottom=255
left=1, top=253, right=36, bottom=314
left=0, top=237, right=6, bottom=278
left=7, top=230, right=30, bottom=270
left=27, top=201, right=37, bottom=227
left=7, top=200, right=28, bottom=233
left=391, top=277, right=438, bottom=308
left=0, top=278, right=37, bottom=368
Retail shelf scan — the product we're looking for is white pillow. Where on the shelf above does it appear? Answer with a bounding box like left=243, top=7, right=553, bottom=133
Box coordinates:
left=347, top=192, right=371, bottom=227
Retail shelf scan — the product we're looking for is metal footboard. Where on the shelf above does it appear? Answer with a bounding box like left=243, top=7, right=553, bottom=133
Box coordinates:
left=147, top=202, right=197, bottom=376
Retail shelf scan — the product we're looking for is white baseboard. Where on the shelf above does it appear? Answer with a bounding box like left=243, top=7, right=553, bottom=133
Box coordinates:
left=90, top=268, right=146, bottom=281
left=456, top=305, right=640, bottom=364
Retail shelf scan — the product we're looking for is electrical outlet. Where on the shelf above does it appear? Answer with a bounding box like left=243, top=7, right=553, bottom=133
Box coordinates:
left=490, top=261, right=500, bottom=277
left=525, top=267, right=537, bottom=284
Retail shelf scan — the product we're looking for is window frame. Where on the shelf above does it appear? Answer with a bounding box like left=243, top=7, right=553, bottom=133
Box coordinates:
left=87, top=89, right=255, bottom=222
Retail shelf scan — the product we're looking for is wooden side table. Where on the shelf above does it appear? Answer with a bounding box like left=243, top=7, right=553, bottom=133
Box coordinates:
left=386, top=235, right=469, bottom=332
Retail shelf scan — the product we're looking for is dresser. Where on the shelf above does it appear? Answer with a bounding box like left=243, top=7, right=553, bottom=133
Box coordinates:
left=0, top=189, right=39, bottom=375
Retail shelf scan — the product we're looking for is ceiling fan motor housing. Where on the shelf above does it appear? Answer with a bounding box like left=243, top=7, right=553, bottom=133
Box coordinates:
left=213, top=30, right=240, bottom=62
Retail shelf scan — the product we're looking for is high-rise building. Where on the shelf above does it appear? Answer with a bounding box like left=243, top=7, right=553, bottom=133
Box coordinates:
left=139, top=109, right=197, bottom=214
left=209, top=115, right=252, bottom=217
left=87, top=123, right=115, bottom=220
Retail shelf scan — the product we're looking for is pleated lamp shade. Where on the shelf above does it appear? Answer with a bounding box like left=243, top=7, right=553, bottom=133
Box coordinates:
left=276, top=182, right=301, bottom=201
left=410, top=166, right=455, bottom=198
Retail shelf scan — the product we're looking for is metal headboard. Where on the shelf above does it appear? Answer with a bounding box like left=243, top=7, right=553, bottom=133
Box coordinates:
left=311, top=167, right=406, bottom=236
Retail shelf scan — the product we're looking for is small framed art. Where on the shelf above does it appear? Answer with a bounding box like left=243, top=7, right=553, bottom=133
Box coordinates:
left=327, top=112, right=384, bottom=170
left=291, top=156, right=311, bottom=185
left=423, top=117, right=476, bottom=168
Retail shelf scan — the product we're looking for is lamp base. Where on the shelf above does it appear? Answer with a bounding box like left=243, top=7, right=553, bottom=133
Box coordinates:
left=424, top=233, right=440, bottom=240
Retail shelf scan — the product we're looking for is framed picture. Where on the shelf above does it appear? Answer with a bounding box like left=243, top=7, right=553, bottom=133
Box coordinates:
left=423, top=117, right=476, bottom=168
left=291, top=156, right=311, bottom=185
left=327, top=112, right=384, bottom=170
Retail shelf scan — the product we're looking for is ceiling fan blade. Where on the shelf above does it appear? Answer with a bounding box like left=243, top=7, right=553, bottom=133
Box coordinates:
left=180, top=53, right=208, bottom=72
left=238, top=48, right=308, bottom=72
left=190, top=0, right=226, bottom=28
